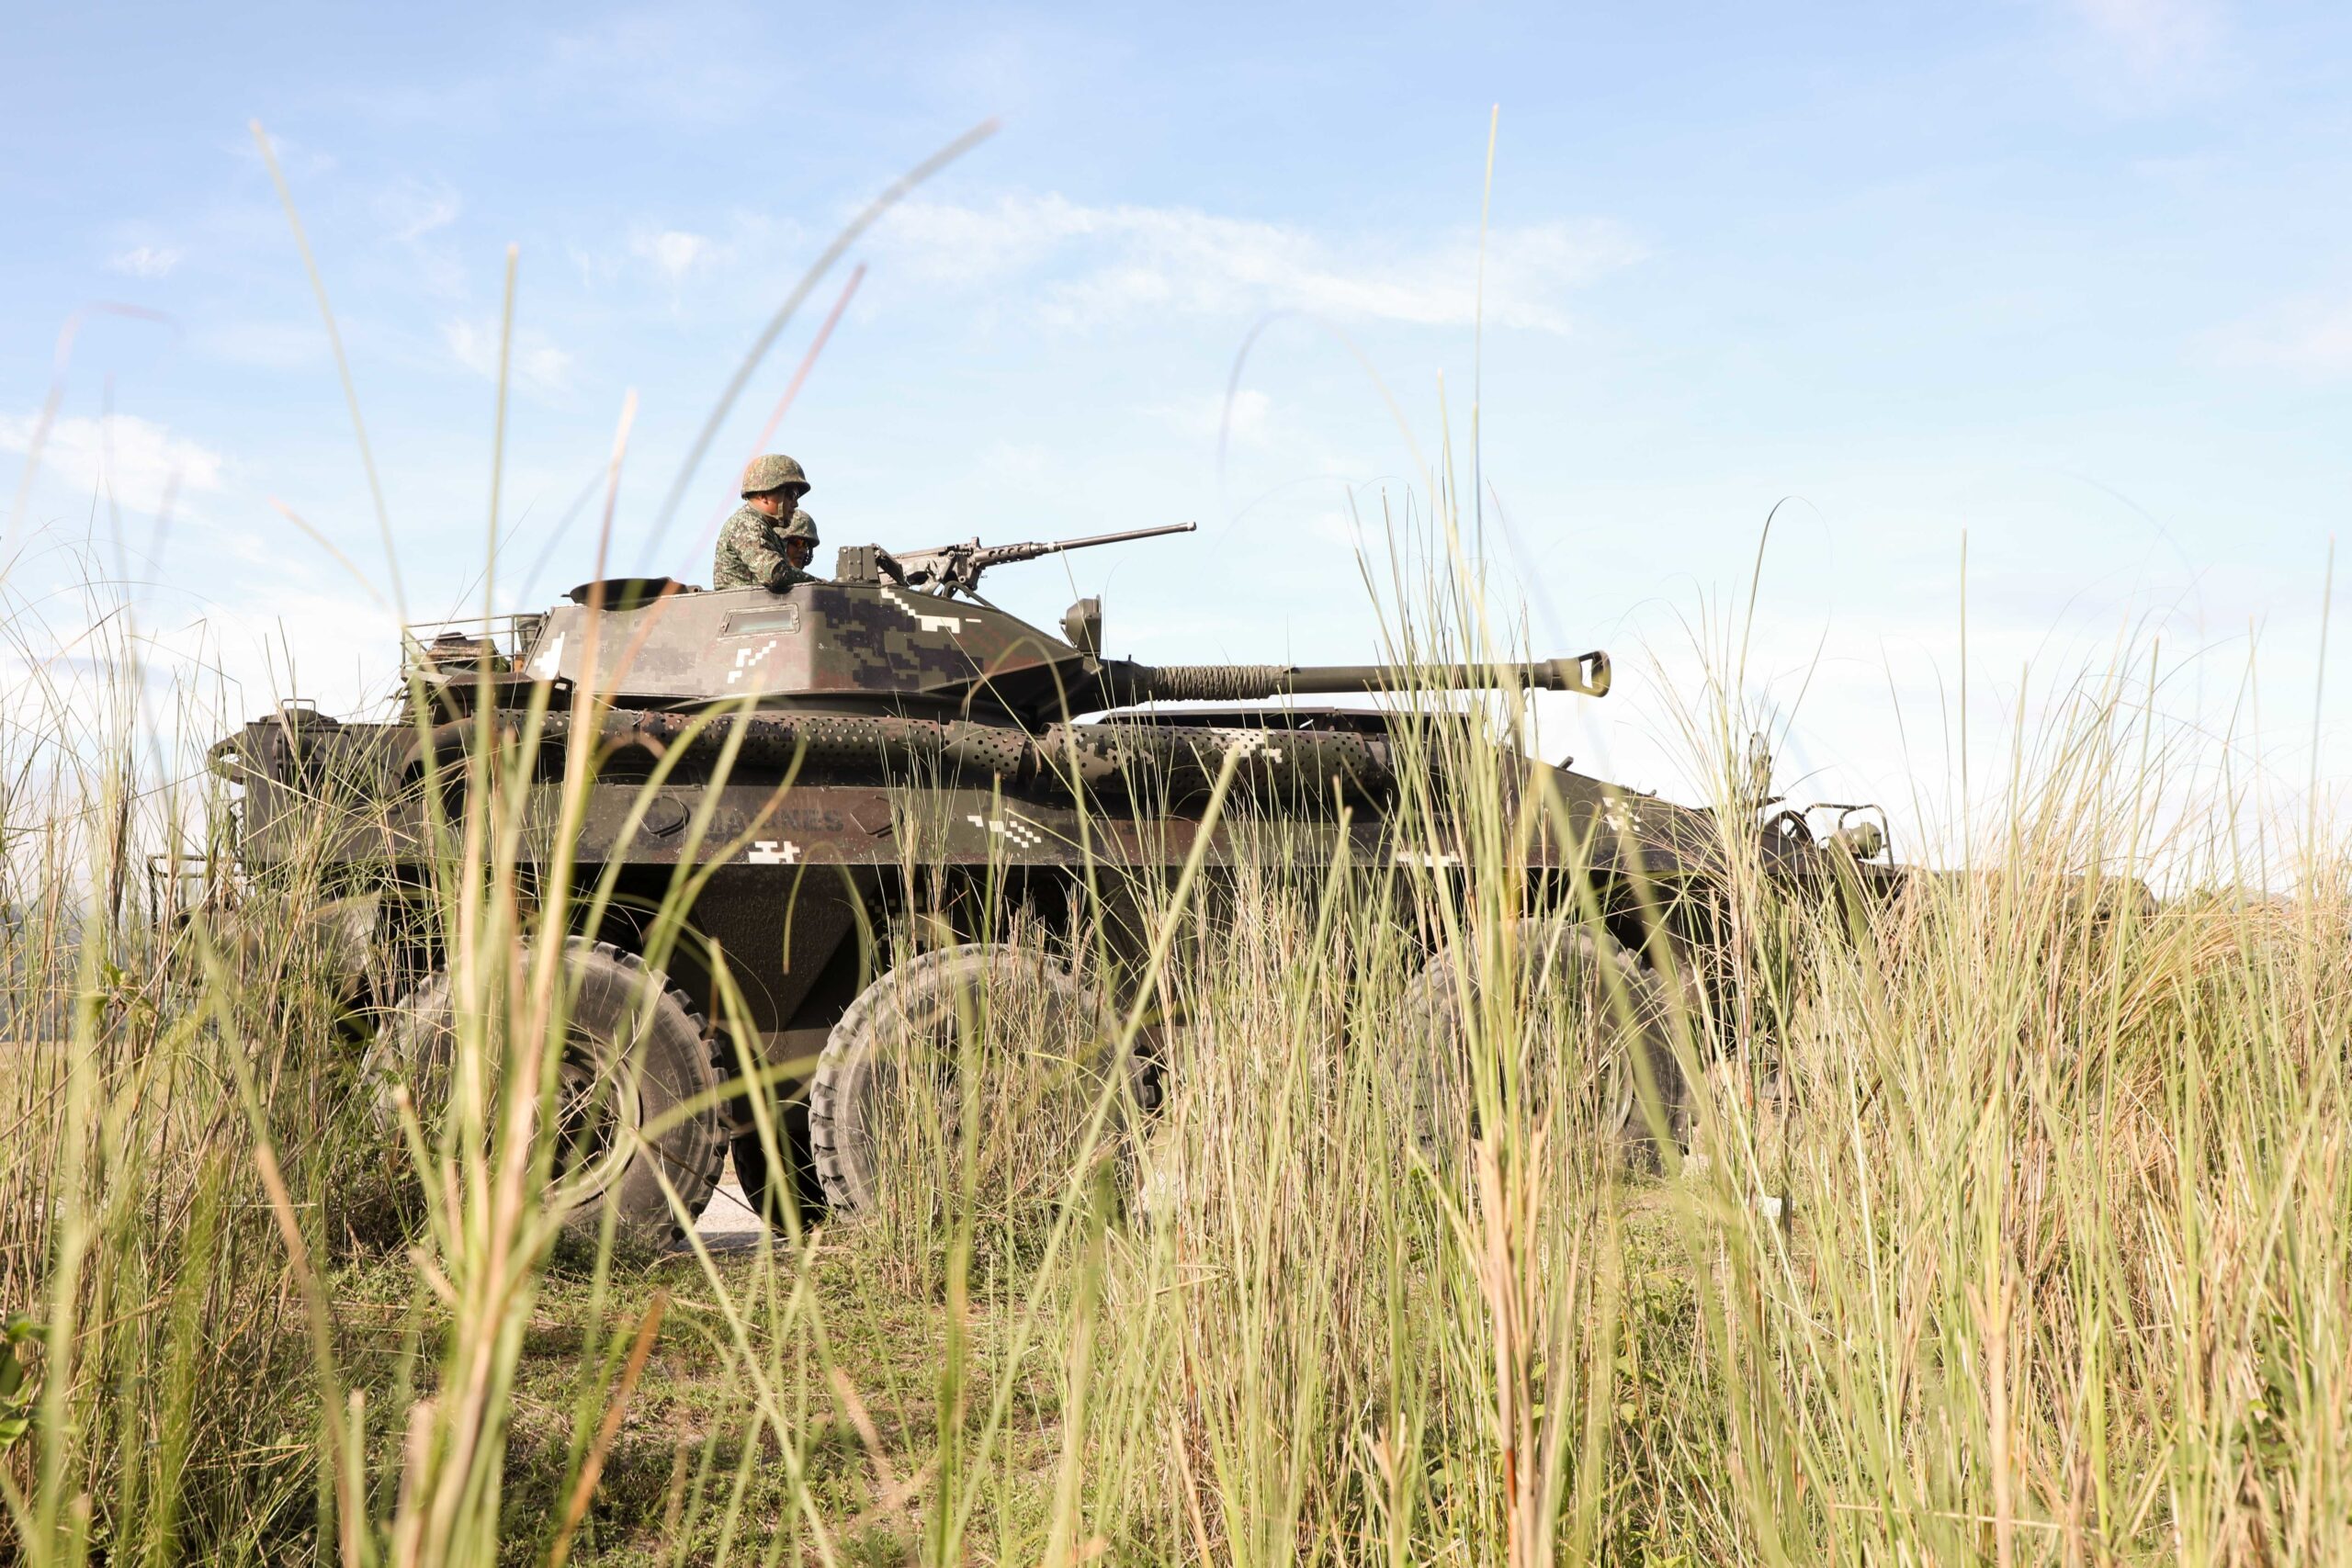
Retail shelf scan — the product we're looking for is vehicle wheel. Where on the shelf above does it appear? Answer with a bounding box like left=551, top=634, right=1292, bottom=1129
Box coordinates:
left=365, top=938, right=728, bottom=1249
left=808, top=944, right=1127, bottom=1218
left=1401, top=919, right=1688, bottom=1169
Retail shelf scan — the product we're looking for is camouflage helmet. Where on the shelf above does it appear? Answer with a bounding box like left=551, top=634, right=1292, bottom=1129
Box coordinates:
left=781, top=508, right=819, bottom=545
left=740, top=453, right=808, bottom=498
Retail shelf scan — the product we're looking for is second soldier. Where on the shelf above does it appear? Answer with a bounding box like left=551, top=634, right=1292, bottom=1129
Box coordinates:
left=714, top=454, right=822, bottom=592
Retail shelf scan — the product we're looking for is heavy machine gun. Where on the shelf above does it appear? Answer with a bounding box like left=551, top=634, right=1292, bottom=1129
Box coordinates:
left=840, top=521, right=1197, bottom=601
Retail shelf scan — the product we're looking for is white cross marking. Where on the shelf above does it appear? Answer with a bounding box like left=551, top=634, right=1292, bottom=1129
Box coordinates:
left=724, top=638, right=779, bottom=684
left=1211, top=728, right=1286, bottom=762
left=747, top=839, right=801, bottom=865
left=966, top=811, right=1045, bottom=848
left=879, top=585, right=964, bottom=635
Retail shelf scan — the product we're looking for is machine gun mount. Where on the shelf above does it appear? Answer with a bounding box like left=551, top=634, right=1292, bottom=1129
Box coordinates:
left=837, top=521, right=1198, bottom=601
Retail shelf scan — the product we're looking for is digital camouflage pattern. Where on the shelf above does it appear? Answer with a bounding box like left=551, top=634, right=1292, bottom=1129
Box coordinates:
left=740, top=453, right=808, bottom=497
left=215, top=554, right=1892, bottom=1065
left=714, top=503, right=820, bottom=591
left=213, top=519, right=1908, bottom=1233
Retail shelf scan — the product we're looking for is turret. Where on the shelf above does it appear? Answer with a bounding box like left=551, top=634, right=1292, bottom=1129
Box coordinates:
left=415, top=516, right=1613, bottom=733
left=462, top=575, right=1613, bottom=728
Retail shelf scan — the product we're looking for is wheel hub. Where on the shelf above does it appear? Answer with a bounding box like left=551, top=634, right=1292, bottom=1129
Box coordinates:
left=547, top=1027, right=641, bottom=1206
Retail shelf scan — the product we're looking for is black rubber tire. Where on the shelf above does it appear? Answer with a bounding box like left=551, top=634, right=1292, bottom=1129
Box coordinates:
left=365, top=938, right=728, bottom=1249
left=1401, top=919, right=1687, bottom=1168
left=807, top=944, right=1122, bottom=1218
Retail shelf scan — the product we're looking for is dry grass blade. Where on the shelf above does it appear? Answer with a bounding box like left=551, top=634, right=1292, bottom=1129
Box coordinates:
left=546, top=1290, right=670, bottom=1568
left=252, top=1139, right=364, bottom=1568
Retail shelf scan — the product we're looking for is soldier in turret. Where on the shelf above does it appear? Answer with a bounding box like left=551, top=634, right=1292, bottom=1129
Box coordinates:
left=714, top=455, right=822, bottom=591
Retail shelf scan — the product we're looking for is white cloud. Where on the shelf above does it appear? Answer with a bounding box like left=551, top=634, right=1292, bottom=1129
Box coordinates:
left=631, top=228, right=720, bottom=279
left=2207, top=294, right=2352, bottom=375
left=1145, top=389, right=1375, bottom=490
left=1221, top=389, right=1272, bottom=446
left=562, top=212, right=797, bottom=296
left=874, top=193, right=1643, bottom=333
left=442, top=318, right=576, bottom=393
left=0, top=412, right=226, bottom=507
left=2058, top=0, right=2233, bottom=106
left=2069, top=0, right=2221, bottom=73
left=544, top=14, right=760, bottom=128
left=378, top=179, right=461, bottom=243
left=2130, top=152, right=2220, bottom=186
left=978, top=440, right=1052, bottom=480
left=1304, top=507, right=1362, bottom=548
left=1155, top=388, right=1275, bottom=447
left=197, top=320, right=324, bottom=370
left=234, top=128, right=335, bottom=179
left=106, top=245, right=183, bottom=279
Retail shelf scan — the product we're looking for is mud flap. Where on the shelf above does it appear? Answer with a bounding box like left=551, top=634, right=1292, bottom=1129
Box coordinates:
left=214, top=890, right=386, bottom=1010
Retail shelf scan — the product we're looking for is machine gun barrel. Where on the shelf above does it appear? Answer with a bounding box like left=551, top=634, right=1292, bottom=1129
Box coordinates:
left=890, top=520, right=1196, bottom=595
left=974, top=520, right=1196, bottom=569
left=1111, top=651, right=1611, bottom=705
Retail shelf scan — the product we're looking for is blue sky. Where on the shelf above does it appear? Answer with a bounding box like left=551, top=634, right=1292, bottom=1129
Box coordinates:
left=5, top=0, right=2347, bottom=854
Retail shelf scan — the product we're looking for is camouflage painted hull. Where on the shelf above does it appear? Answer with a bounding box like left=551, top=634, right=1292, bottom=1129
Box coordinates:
left=210, top=572, right=1900, bottom=1097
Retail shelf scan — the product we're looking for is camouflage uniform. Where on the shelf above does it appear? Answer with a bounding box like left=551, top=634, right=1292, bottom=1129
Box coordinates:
left=714, top=506, right=820, bottom=592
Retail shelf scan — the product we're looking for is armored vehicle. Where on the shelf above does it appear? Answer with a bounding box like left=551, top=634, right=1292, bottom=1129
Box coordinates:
left=210, top=525, right=1898, bottom=1245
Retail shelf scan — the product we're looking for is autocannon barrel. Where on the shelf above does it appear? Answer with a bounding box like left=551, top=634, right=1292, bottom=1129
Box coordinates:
left=1114, top=651, right=1610, bottom=705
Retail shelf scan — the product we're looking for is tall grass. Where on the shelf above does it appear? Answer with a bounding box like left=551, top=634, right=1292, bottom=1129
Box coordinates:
left=3, top=496, right=2347, bottom=1568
